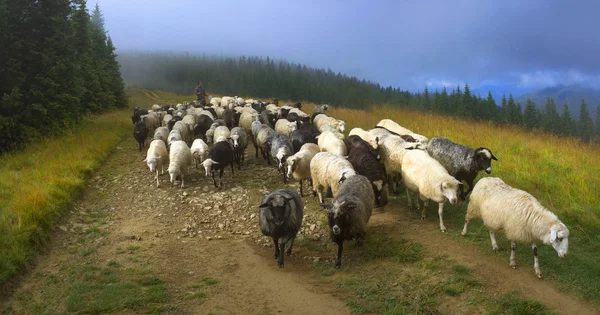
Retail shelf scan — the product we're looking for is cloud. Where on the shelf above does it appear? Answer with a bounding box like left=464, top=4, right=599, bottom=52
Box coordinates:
left=518, top=70, right=600, bottom=89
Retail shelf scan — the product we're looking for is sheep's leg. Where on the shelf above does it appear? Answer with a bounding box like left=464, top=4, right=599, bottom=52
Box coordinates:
left=316, top=188, right=324, bottom=204
left=278, top=241, right=286, bottom=268
left=219, top=168, right=225, bottom=188
left=461, top=218, right=470, bottom=236
left=532, top=243, right=543, bottom=278
left=255, top=143, right=259, bottom=158
left=335, top=240, right=344, bottom=269
left=212, top=171, right=218, bottom=188
left=282, top=170, right=287, bottom=184
left=181, top=175, right=185, bottom=189
left=286, top=235, right=296, bottom=256
left=438, top=202, right=447, bottom=232
left=510, top=241, right=517, bottom=268
left=489, top=231, right=499, bottom=251
left=299, top=179, right=303, bottom=196
left=156, top=169, right=160, bottom=188
left=405, top=188, right=413, bottom=209
left=273, top=238, right=279, bottom=259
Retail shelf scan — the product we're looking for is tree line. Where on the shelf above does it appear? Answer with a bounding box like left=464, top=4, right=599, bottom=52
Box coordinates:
left=0, top=0, right=127, bottom=153
left=119, top=53, right=600, bottom=144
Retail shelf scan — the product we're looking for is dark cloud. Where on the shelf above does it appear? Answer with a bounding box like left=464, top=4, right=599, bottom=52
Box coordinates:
left=100, top=0, right=600, bottom=95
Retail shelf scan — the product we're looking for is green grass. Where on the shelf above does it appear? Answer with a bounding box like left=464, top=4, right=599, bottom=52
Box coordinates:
left=487, top=291, right=555, bottom=315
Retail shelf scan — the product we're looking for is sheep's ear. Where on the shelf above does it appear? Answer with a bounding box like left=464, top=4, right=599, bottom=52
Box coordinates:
left=338, top=172, right=347, bottom=184
left=491, top=154, right=498, bottom=161
left=258, top=200, right=270, bottom=208
left=375, top=137, right=379, bottom=144
left=550, top=228, right=557, bottom=242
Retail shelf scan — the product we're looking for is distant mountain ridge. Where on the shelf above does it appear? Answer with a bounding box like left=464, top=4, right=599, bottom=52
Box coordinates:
left=515, top=84, right=600, bottom=119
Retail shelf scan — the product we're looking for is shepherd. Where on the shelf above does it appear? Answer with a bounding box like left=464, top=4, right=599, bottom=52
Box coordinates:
left=195, top=81, right=207, bottom=105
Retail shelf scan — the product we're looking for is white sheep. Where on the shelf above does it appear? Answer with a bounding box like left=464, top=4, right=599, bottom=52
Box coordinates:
left=167, top=129, right=183, bottom=147
left=182, top=114, right=196, bottom=134
left=210, top=97, right=221, bottom=107
left=461, top=177, right=569, bottom=279
left=266, top=104, right=279, bottom=113
left=145, top=139, right=169, bottom=187
left=213, top=125, right=231, bottom=143
left=349, top=127, right=378, bottom=149
left=286, top=143, right=319, bottom=196
left=142, top=113, right=160, bottom=134
left=162, top=114, right=173, bottom=127
left=376, top=133, right=423, bottom=193
left=288, top=108, right=309, bottom=118
left=168, top=140, right=193, bottom=189
left=153, top=127, right=169, bottom=147
left=151, top=104, right=161, bottom=111
left=401, top=149, right=461, bottom=232
left=314, top=114, right=345, bottom=133
left=376, top=119, right=428, bottom=143
left=310, top=152, right=356, bottom=203
left=317, top=130, right=347, bottom=156
left=275, top=119, right=298, bottom=137
left=172, top=121, right=190, bottom=144
left=190, top=139, right=209, bottom=169
left=319, top=125, right=345, bottom=139
left=239, top=111, right=259, bottom=135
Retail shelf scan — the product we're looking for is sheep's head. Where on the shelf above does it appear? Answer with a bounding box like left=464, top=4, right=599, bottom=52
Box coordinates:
left=289, top=121, right=298, bottom=132
left=440, top=179, right=461, bottom=205
left=337, top=121, right=346, bottom=133
left=475, top=148, right=498, bottom=174
left=285, top=156, right=297, bottom=179
left=146, top=157, right=158, bottom=173
left=259, top=195, right=294, bottom=226
left=202, top=159, right=218, bottom=177
left=548, top=223, right=569, bottom=258
left=205, top=129, right=214, bottom=144
left=320, top=200, right=354, bottom=235
left=231, top=134, right=240, bottom=148
left=168, top=165, right=181, bottom=185
left=275, top=150, right=289, bottom=172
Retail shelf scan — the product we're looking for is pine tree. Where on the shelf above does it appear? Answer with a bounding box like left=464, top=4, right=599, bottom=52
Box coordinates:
left=523, top=99, right=539, bottom=130
left=541, top=97, right=560, bottom=134
left=106, top=36, right=127, bottom=108
left=486, top=91, right=497, bottom=122
left=559, top=103, right=576, bottom=136
left=505, top=94, right=521, bottom=125
left=457, top=83, right=471, bottom=118
left=90, top=3, right=113, bottom=109
left=577, top=99, right=594, bottom=142
left=422, top=86, right=430, bottom=111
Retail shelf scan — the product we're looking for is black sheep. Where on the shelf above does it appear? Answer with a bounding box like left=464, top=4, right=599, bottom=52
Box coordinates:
left=347, top=145, right=388, bottom=207
left=167, top=116, right=182, bottom=131
left=133, top=121, right=147, bottom=151
left=290, top=123, right=320, bottom=153
left=222, top=109, right=236, bottom=129
left=259, top=110, right=277, bottom=128
left=345, top=135, right=379, bottom=161
left=201, top=141, right=234, bottom=188
left=194, top=114, right=213, bottom=141
left=131, top=108, right=148, bottom=124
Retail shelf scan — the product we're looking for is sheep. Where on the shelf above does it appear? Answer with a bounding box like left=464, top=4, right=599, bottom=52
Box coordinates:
left=167, top=116, right=182, bottom=131
left=461, top=177, right=569, bottom=279
left=310, top=152, right=356, bottom=203
left=345, top=135, right=379, bottom=160
left=376, top=134, right=423, bottom=194
left=162, top=114, right=173, bottom=127
left=222, top=108, right=241, bottom=129
left=239, top=111, right=259, bottom=135
left=153, top=126, right=169, bottom=147
left=190, top=139, right=209, bottom=169
left=230, top=127, right=248, bottom=169
left=168, top=140, right=193, bottom=189
left=251, top=121, right=267, bottom=158
left=213, top=125, right=231, bottom=143
left=347, top=141, right=388, bottom=207
left=401, top=149, right=462, bottom=232
left=172, top=121, right=190, bottom=144
left=142, top=113, right=160, bottom=134
left=370, top=126, right=419, bottom=143
left=320, top=175, right=374, bottom=268
left=270, top=134, right=294, bottom=183
left=314, top=104, right=330, bottom=113
left=258, top=189, right=304, bottom=268
left=145, top=140, right=169, bottom=187
left=194, top=114, right=213, bottom=142
left=290, top=123, right=320, bottom=153
left=182, top=114, right=196, bottom=135
left=167, top=129, right=183, bottom=148
left=317, top=130, right=347, bottom=156
left=202, top=141, right=234, bottom=188
left=205, top=120, right=226, bottom=145
left=133, top=121, right=147, bottom=151
left=376, top=119, right=428, bottom=143
left=210, top=97, right=221, bottom=107
left=259, top=110, right=277, bottom=128
left=318, top=125, right=345, bottom=139
left=286, top=143, right=319, bottom=196
left=314, top=114, right=345, bottom=133
left=349, top=127, right=379, bottom=149
left=274, top=119, right=298, bottom=137
left=425, top=137, right=498, bottom=200
left=265, top=104, right=279, bottom=113
left=131, top=108, right=148, bottom=124
left=256, top=126, right=276, bottom=164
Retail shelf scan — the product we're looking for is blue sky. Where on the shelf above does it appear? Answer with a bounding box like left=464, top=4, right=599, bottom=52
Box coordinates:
left=98, top=0, right=600, bottom=99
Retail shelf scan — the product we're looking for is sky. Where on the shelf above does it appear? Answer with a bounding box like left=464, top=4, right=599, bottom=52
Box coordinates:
left=99, top=0, right=600, bottom=99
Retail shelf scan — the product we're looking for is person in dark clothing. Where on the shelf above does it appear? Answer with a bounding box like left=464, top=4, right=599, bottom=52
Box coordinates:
left=195, top=81, right=207, bottom=104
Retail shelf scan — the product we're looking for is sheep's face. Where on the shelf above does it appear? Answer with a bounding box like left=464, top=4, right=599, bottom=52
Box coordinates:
left=440, top=180, right=461, bottom=205
left=372, top=180, right=385, bottom=206
left=231, top=135, right=240, bottom=148
left=202, top=159, right=218, bottom=177
left=146, top=159, right=157, bottom=173
left=168, top=166, right=180, bottom=183
left=475, top=148, right=497, bottom=174
left=286, top=158, right=297, bottom=179
left=259, top=195, right=291, bottom=227
left=337, top=121, right=346, bottom=133
left=206, top=131, right=214, bottom=144
left=276, top=150, right=289, bottom=171
left=321, top=200, right=353, bottom=236
left=549, top=224, right=569, bottom=258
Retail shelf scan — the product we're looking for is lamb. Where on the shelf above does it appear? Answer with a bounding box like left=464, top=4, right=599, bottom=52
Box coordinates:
left=259, top=110, right=277, bottom=128
left=190, top=139, right=209, bottom=169
left=317, top=130, right=347, bottom=156
left=376, top=119, right=428, bottom=143
left=290, top=123, right=320, bottom=153
left=286, top=143, right=319, bottom=196
left=461, top=177, right=569, bottom=279
left=269, top=134, right=294, bottom=183
left=202, top=141, right=234, bottom=188
left=213, top=125, right=231, bottom=143
left=145, top=140, right=169, bottom=187
left=258, top=189, right=304, bottom=268
left=230, top=127, right=248, bottom=170
left=347, top=142, right=388, bottom=207
left=425, top=137, right=498, bottom=200
left=275, top=119, right=298, bottom=137
left=320, top=175, right=374, bottom=268
left=168, top=140, right=193, bottom=189
left=256, top=126, right=276, bottom=164
left=401, top=149, right=462, bottom=232
left=153, top=126, right=169, bottom=147
left=310, top=152, right=356, bottom=203
left=133, top=121, right=147, bottom=151
left=348, top=127, right=379, bottom=149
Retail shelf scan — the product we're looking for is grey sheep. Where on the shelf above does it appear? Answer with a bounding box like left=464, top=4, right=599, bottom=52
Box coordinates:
left=269, top=134, right=293, bottom=183
left=258, top=189, right=304, bottom=268
left=321, top=175, right=374, bottom=268
left=425, top=137, right=497, bottom=200
left=230, top=127, right=248, bottom=169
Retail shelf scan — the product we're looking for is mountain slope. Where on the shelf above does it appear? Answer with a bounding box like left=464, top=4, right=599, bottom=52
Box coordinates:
left=516, top=85, right=600, bottom=118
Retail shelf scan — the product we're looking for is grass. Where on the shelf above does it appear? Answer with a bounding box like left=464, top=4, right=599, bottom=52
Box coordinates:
left=487, top=291, right=555, bottom=315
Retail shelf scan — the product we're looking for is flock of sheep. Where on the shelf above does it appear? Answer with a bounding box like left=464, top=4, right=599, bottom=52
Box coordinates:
left=131, top=95, right=569, bottom=278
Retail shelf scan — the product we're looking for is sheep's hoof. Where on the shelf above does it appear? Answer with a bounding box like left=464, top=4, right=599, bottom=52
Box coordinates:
left=278, top=262, right=284, bottom=268
left=492, top=247, right=499, bottom=252
left=335, top=262, right=341, bottom=269
left=536, top=272, right=543, bottom=279
left=286, top=249, right=292, bottom=256
left=460, top=231, right=467, bottom=236
left=440, top=228, right=447, bottom=233
left=420, top=216, right=426, bottom=220
left=510, top=264, right=517, bottom=269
